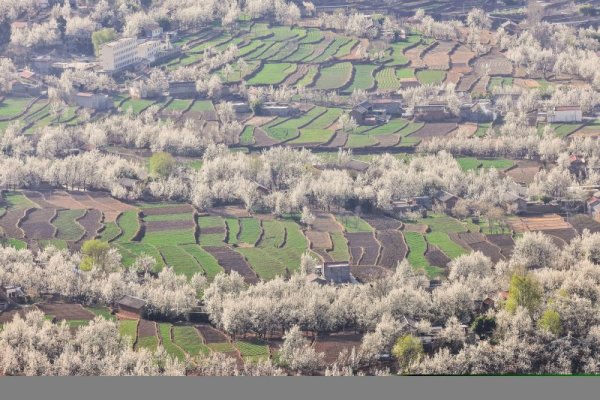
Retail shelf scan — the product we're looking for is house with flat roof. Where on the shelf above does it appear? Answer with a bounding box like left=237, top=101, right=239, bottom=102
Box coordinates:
left=547, top=106, right=582, bottom=123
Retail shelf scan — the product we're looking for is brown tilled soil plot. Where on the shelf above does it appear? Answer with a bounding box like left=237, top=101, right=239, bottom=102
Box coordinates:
left=21, top=208, right=56, bottom=240
left=22, top=191, right=55, bottom=209
left=0, top=208, right=27, bottom=238
left=544, top=228, right=579, bottom=243
left=469, top=241, right=504, bottom=263
left=423, top=41, right=455, bottom=70
left=450, top=45, right=475, bottom=66
left=350, top=264, right=391, bottom=282
left=403, top=223, right=428, bottom=233
left=474, top=52, right=513, bottom=75
left=137, top=319, right=157, bottom=337
left=405, top=45, right=426, bottom=68
left=253, top=127, right=281, bottom=147
left=306, top=230, right=332, bottom=250
left=68, top=192, right=135, bottom=222
left=445, top=71, right=463, bottom=84
left=208, top=206, right=251, bottom=218
left=145, top=220, right=196, bottom=232
left=374, top=134, right=401, bottom=147
left=457, top=73, right=480, bottom=92
left=486, top=234, right=515, bottom=258
left=196, top=324, right=229, bottom=344
left=313, top=333, right=363, bottom=364
left=77, top=209, right=104, bottom=241
left=36, top=303, right=95, bottom=320
left=363, top=215, right=402, bottom=231
left=425, top=245, right=451, bottom=268
left=508, top=214, right=571, bottom=233
left=345, top=232, right=380, bottom=266
left=472, top=75, right=490, bottom=95
left=454, top=123, right=478, bottom=137
left=324, top=132, right=348, bottom=148
left=284, top=64, right=309, bottom=86
left=42, top=191, right=87, bottom=209
left=503, top=160, right=542, bottom=185
left=568, top=215, right=600, bottom=234
left=376, top=230, right=408, bottom=268
left=141, top=205, right=193, bottom=216
left=0, top=308, right=32, bottom=324
left=204, top=246, right=258, bottom=284
left=411, top=123, right=457, bottom=138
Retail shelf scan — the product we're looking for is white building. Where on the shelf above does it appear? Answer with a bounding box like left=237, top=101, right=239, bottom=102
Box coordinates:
left=136, top=40, right=163, bottom=63
left=99, top=37, right=138, bottom=72
left=547, top=106, right=582, bottom=123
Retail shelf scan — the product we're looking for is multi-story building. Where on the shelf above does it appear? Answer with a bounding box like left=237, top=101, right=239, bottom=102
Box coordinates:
left=99, top=37, right=138, bottom=72
left=136, top=40, right=163, bottom=63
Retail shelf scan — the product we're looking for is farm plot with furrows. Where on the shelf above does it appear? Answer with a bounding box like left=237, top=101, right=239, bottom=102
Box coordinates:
left=238, top=220, right=307, bottom=279
left=283, top=64, right=309, bottom=85
left=0, top=208, right=28, bottom=239
left=300, top=28, right=324, bottom=44
left=313, top=333, right=363, bottom=365
left=297, top=65, right=319, bottom=87
left=250, top=127, right=281, bottom=146
left=158, top=245, right=202, bottom=279
left=456, top=73, right=480, bottom=92
left=314, top=62, right=353, bottom=90
left=196, top=323, right=229, bottom=344
left=70, top=192, right=136, bottom=222
left=469, top=241, right=504, bottom=263
left=77, top=209, right=103, bottom=241
left=141, top=204, right=194, bottom=216
left=323, top=132, right=348, bottom=148
left=363, top=215, right=403, bottom=231
left=450, top=45, right=475, bottom=69
left=404, top=45, right=426, bottom=68
left=180, top=244, right=223, bottom=279
left=568, top=215, right=600, bottom=234
left=158, top=324, right=185, bottom=360
left=335, top=39, right=359, bottom=58
left=486, top=234, right=515, bottom=258
left=204, top=246, right=258, bottom=284
left=172, top=326, right=210, bottom=356
left=115, top=211, right=140, bottom=243
left=289, top=129, right=335, bottom=145
left=544, top=228, right=579, bottom=243
left=22, top=191, right=55, bottom=209
left=375, top=67, right=400, bottom=90
left=425, top=245, right=451, bottom=270
left=263, top=106, right=327, bottom=141
left=247, top=63, right=297, bottom=86
left=21, top=208, right=57, bottom=240
left=52, top=209, right=86, bottom=241
left=455, top=232, right=486, bottom=245
left=309, top=38, right=353, bottom=63
left=508, top=214, right=571, bottom=233
left=144, top=218, right=195, bottom=232
left=423, top=41, right=455, bottom=70
left=374, top=134, right=400, bottom=147
left=142, top=228, right=196, bottom=247
left=474, top=52, right=513, bottom=76
left=198, top=215, right=226, bottom=246
left=42, top=191, right=87, bottom=209
left=343, top=64, right=377, bottom=93
left=345, top=232, right=380, bottom=266
left=136, top=321, right=159, bottom=351
left=37, top=303, right=95, bottom=321
left=472, top=75, right=490, bottom=95
left=376, top=230, right=408, bottom=268
left=328, top=231, right=350, bottom=262
left=410, top=123, right=457, bottom=138
left=302, top=108, right=343, bottom=130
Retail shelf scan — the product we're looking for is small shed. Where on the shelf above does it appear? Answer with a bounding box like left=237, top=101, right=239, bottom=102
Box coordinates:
left=414, top=103, right=450, bottom=122
left=168, top=81, right=197, bottom=98
left=322, top=262, right=353, bottom=284
left=117, top=295, right=147, bottom=316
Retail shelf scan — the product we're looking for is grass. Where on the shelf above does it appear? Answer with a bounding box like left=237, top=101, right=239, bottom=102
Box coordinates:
left=289, top=129, right=335, bottom=144
left=99, top=222, right=121, bottom=242
left=345, top=134, right=378, bottom=148
left=418, top=214, right=467, bottom=234
left=238, top=218, right=261, bottom=245
left=86, top=307, right=115, bottom=321
left=142, top=229, right=196, bottom=247
left=240, top=125, right=255, bottom=145
left=116, top=211, right=140, bottom=242
left=344, top=64, right=377, bottom=93
left=416, top=69, right=446, bottom=85
left=159, top=245, right=202, bottom=279
left=247, top=63, right=297, bottom=85
left=297, top=65, right=318, bottom=87
left=427, top=231, right=466, bottom=259
left=119, top=320, right=138, bottom=342
left=238, top=219, right=307, bottom=279
left=208, top=342, right=236, bottom=353
left=180, top=244, right=224, bottom=279
left=53, top=209, right=86, bottom=241
left=188, top=100, right=214, bottom=112
left=457, top=157, right=514, bottom=171
left=143, top=213, right=193, bottom=222
left=0, top=97, right=33, bottom=118
left=396, top=68, right=415, bottom=79
left=6, top=238, right=27, bottom=249
left=336, top=215, right=373, bottom=233
left=225, top=218, right=241, bottom=244
left=328, top=232, right=350, bottom=261
left=120, top=98, right=155, bottom=114
left=552, top=123, right=583, bottom=138
left=315, top=62, right=353, bottom=90
left=159, top=323, right=186, bottom=360
left=137, top=335, right=159, bottom=352
left=117, top=242, right=166, bottom=269
left=172, top=326, right=210, bottom=356
left=39, top=240, right=68, bottom=250
left=375, top=67, right=400, bottom=90
left=4, top=192, right=36, bottom=208
left=404, top=232, right=430, bottom=269
left=235, top=339, right=269, bottom=359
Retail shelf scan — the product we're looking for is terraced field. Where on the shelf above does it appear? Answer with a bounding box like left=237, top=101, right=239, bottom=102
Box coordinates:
left=314, top=62, right=353, bottom=90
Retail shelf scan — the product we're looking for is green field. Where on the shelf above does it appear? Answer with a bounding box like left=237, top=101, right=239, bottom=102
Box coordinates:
left=336, top=215, right=373, bottom=233
left=172, top=326, right=210, bottom=356
left=328, top=232, right=350, bottom=261
left=0, top=97, right=33, bottom=119
left=159, top=323, right=186, bottom=360
left=119, top=320, right=138, bottom=343
left=297, top=65, right=318, bottom=87
left=416, top=70, right=446, bottom=85
left=120, top=98, right=155, bottom=114
left=238, top=218, right=261, bottom=245
left=115, top=211, right=140, bottom=242
left=247, top=63, right=297, bottom=85
left=375, top=67, right=401, bottom=90
left=180, top=244, right=224, bottom=278
left=344, top=64, right=378, bottom=92
left=240, top=125, right=255, bottom=145
left=53, top=209, right=86, bottom=241
left=188, top=100, right=215, bottom=112
left=314, top=62, right=353, bottom=90
left=404, top=231, right=429, bottom=269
